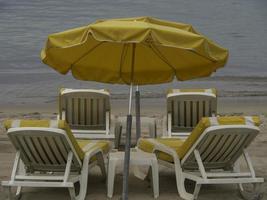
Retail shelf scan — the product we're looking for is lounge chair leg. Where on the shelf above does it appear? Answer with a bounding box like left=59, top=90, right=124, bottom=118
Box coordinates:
left=97, top=153, right=106, bottom=180
left=68, top=187, right=77, bottom=200
left=193, top=184, right=201, bottom=199
left=175, top=171, right=194, bottom=200
left=107, top=159, right=117, bottom=198
left=14, top=187, right=22, bottom=200
left=151, top=160, right=159, bottom=198
left=238, top=183, right=263, bottom=200
left=68, top=153, right=90, bottom=200
left=144, top=167, right=152, bottom=182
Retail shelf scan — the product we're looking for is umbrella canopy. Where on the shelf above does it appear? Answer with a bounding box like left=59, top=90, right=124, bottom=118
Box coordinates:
left=41, top=16, right=228, bottom=85
left=41, top=16, right=228, bottom=200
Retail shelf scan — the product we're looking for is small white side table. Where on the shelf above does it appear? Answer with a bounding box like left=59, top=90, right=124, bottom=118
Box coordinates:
left=107, top=150, right=159, bottom=198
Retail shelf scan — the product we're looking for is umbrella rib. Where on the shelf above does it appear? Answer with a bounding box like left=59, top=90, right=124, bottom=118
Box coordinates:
left=70, top=41, right=104, bottom=68
left=148, top=43, right=177, bottom=73
left=119, top=44, right=129, bottom=83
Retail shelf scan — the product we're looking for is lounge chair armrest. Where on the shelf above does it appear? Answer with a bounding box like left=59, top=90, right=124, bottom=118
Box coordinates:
left=152, top=142, right=180, bottom=161
left=87, top=148, right=104, bottom=157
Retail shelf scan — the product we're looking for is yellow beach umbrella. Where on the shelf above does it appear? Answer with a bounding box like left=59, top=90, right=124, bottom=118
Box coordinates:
left=41, top=16, right=228, bottom=84
left=41, top=16, right=228, bottom=200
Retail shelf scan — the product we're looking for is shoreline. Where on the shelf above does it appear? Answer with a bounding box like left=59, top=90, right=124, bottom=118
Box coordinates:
left=0, top=96, right=267, bottom=116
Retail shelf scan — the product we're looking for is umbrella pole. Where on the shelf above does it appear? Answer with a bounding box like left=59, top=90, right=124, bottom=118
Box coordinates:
left=135, top=85, right=141, bottom=143
left=122, top=43, right=136, bottom=200
left=122, top=83, right=133, bottom=200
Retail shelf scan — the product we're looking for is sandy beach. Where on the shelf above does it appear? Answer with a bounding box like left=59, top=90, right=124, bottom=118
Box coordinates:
left=0, top=98, right=266, bottom=200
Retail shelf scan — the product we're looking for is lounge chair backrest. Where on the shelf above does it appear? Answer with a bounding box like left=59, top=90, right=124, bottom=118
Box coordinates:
left=167, top=89, right=217, bottom=133
left=59, top=89, right=110, bottom=130
left=7, top=127, right=81, bottom=172
left=182, top=117, right=259, bottom=170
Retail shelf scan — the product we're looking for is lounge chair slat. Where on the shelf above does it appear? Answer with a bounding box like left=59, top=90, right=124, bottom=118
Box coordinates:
left=78, top=98, right=81, bottom=125
left=54, top=137, right=68, bottom=163
left=103, top=98, right=107, bottom=125
left=25, top=137, right=45, bottom=164
left=98, top=98, right=104, bottom=126
left=90, top=98, right=94, bottom=125
left=231, top=134, right=254, bottom=162
left=186, top=101, right=191, bottom=127
left=186, top=134, right=215, bottom=164
left=86, top=98, right=91, bottom=126
left=96, top=98, right=100, bottom=125
left=209, top=134, right=230, bottom=162
left=74, top=98, right=80, bottom=125
left=67, top=99, right=72, bottom=125
left=192, top=101, right=197, bottom=126
left=197, top=135, right=216, bottom=160
left=171, top=101, right=177, bottom=126
left=179, top=101, right=185, bottom=128
left=49, top=137, right=66, bottom=164
left=224, top=134, right=249, bottom=163
left=80, top=98, right=85, bottom=125
left=11, top=135, right=31, bottom=164
left=199, top=135, right=220, bottom=162
left=32, top=137, right=51, bottom=164
left=18, top=136, right=40, bottom=164
left=213, top=134, right=236, bottom=162
left=219, top=135, right=240, bottom=162
left=42, top=137, right=58, bottom=164
left=92, top=99, right=97, bottom=125
left=204, top=135, right=224, bottom=162
left=83, top=99, right=87, bottom=126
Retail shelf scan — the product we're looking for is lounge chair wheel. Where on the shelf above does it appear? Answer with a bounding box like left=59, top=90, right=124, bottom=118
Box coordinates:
left=239, top=183, right=264, bottom=200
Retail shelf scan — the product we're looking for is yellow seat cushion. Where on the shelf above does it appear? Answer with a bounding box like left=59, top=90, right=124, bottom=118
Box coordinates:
left=138, top=116, right=260, bottom=162
left=3, top=119, right=110, bottom=161
left=138, top=138, right=184, bottom=162
left=77, top=140, right=111, bottom=162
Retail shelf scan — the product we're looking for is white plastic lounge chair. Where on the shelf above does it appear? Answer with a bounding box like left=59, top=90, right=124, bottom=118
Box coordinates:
left=58, top=88, right=120, bottom=141
left=164, top=88, right=217, bottom=139
left=2, top=119, right=111, bottom=200
left=138, top=116, right=264, bottom=200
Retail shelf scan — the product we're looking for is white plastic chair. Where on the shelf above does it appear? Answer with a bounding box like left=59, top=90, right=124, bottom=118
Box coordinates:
left=2, top=120, right=110, bottom=200
left=139, top=116, right=264, bottom=200
left=58, top=88, right=121, bottom=141
left=164, top=89, right=217, bottom=139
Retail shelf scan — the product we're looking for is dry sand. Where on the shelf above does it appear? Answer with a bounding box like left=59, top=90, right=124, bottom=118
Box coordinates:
left=0, top=99, right=266, bottom=200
